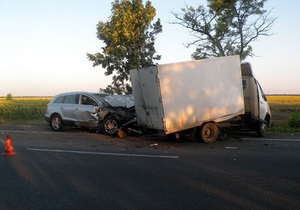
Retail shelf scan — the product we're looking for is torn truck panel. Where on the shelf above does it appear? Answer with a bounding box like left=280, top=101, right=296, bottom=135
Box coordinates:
left=130, top=66, right=165, bottom=131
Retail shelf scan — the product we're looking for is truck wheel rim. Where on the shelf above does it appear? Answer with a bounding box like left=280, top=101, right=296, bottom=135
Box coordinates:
left=204, top=127, right=214, bottom=140
left=202, top=124, right=218, bottom=142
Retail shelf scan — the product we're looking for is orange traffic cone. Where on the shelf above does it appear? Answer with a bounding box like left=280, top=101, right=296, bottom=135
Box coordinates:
left=2, top=135, right=15, bottom=156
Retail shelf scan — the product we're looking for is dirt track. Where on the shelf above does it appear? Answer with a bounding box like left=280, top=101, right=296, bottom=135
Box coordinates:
left=271, top=110, right=291, bottom=122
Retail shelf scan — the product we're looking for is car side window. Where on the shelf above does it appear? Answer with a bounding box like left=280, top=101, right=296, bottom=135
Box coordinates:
left=53, top=96, right=64, bottom=103
left=81, top=95, right=97, bottom=106
left=64, top=95, right=77, bottom=104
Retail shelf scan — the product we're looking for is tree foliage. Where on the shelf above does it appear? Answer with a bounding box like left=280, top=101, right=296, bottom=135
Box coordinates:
left=6, top=93, right=13, bottom=101
left=87, top=0, right=162, bottom=94
left=172, top=0, right=276, bottom=60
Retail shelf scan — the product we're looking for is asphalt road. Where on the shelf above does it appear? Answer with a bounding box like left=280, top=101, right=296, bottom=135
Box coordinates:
left=0, top=124, right=299, bottom=210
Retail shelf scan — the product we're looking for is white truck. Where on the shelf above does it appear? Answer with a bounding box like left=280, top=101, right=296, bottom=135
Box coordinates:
left=129, top=56, right=271, bottom=143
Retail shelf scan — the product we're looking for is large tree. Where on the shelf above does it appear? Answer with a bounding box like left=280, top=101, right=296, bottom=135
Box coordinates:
left=87, top=0, right=162, bottom=94
left=172, top=0, right=276, bottom=60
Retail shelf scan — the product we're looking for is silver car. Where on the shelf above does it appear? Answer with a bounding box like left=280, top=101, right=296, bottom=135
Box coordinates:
left=45, top=92, right=108, bottom=131
left=45, top=92, right=136, bottom=135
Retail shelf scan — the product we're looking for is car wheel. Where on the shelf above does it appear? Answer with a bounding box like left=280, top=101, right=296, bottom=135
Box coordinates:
left=257, top=121, right=267, bottom=137
left=195, top=122, right=219, bottom=143
left=50, top=114, right=64, bottom=131
left=104, top=116, right=119, bottom=135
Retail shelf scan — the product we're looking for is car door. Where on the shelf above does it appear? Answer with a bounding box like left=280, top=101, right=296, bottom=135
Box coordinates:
left=60, top=94, right=79, bottom=122
left=75, top=94, right=98, bottom=123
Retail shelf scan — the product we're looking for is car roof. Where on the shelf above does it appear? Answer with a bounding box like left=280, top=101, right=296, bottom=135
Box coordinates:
left=54, top=91, right=108, bottom=96
left=51, top=92, right=109, bottom=102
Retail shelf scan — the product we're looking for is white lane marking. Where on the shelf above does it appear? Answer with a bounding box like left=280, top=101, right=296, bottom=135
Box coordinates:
left=242, top=138, right=300, bottom=142
left=27, top=148, right=179, bottom=159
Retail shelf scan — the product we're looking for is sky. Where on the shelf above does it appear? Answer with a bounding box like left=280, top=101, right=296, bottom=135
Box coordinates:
left=0, top=0, right=299, bottom=96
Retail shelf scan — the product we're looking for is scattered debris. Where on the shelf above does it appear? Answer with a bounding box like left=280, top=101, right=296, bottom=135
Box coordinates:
left=225, top=146, right=239, bottom=150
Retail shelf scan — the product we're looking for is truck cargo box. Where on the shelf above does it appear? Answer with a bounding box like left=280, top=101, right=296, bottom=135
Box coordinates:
left=129, top=56, right=244, bottom=134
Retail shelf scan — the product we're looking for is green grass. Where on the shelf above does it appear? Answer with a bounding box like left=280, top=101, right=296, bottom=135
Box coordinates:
left=266, top=95, right=300, bottom=133
left=269, top=121, right=300, bottom=133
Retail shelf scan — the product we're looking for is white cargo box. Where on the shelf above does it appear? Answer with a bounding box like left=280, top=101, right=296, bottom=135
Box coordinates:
left=130, top=56, right=244, bottom=134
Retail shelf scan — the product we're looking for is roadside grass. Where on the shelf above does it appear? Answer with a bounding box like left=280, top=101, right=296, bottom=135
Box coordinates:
left=266, top=95, right=300, bottom=133
left=269, top=121, right=300, bottom=133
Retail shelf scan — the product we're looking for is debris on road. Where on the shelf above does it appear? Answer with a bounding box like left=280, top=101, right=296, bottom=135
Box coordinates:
left=225, top=146, right=239, bottom=150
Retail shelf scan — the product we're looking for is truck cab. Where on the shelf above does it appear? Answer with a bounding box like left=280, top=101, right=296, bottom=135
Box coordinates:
left=241, top=62, right=272, bottom=136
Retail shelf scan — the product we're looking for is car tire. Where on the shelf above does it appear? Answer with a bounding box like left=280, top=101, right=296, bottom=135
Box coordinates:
left=104, top=116, right=119, bottom=135
left=50, top=114, right=64, bottom=131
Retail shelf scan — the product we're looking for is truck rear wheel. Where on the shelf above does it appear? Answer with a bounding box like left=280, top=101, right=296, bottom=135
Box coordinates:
left=195, top=122, right=219, bottom=143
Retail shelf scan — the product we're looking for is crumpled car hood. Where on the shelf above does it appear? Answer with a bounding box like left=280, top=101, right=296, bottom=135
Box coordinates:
left=103, top=95, right=135, bottom=108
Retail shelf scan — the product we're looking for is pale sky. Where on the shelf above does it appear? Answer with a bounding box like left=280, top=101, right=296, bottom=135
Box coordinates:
left=0, top=0, right=299, bottom=96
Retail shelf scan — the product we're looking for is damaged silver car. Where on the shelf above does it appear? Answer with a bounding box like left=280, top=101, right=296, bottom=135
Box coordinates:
left=45, top=92, right=136, bottom=135
left=97, top=94, right=136, bottom=135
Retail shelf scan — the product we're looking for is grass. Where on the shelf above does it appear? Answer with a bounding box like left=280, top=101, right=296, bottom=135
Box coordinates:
left=266, top=95, right=300, bottom=133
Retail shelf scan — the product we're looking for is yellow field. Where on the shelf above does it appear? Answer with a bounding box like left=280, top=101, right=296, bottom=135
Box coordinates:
left=0, top=97, right=51, bottom=121
left=0, top=97, right=53, bottom=101
left=267, top=95, right=300, bottom=105
left=1, top=95, right=299, bottom=103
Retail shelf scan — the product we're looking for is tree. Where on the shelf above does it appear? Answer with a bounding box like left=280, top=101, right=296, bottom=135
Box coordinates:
left=87, top=0, right=162, bottom=94
left=172, top=0, right=276, bottom=60
left=6, top=93, right=12, bottom=101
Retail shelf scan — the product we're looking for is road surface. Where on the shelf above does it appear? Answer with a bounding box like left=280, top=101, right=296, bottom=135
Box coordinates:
left=0, top=124, right=299, bottom=209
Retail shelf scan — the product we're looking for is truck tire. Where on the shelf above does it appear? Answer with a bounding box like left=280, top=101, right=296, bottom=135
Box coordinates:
left=50, top=114, right=64, bottom=131
left=104, top=116, right=119, bottom=135
left=195, top=122, right=219, bottom=143
left=257, top=121, right=267, bottom=137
